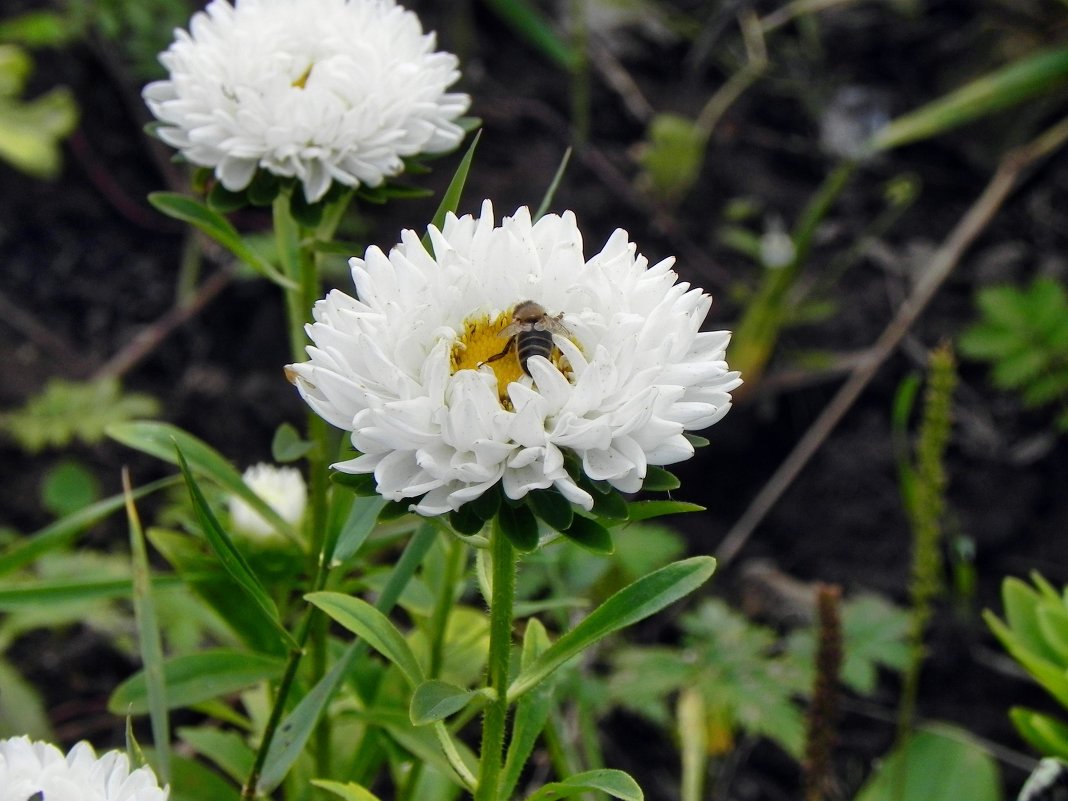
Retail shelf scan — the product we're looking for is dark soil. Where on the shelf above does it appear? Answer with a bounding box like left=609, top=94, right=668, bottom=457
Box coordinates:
left=1, top=0, right=1067, bottom=799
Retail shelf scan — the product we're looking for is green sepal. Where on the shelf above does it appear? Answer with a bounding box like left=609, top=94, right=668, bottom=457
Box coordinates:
left=469, top=485, right=502, bottom=521
left=207, top=182, right=247, bottom=214
left=591, top=488, right=629, bottom=520
left=641, top=467, right=681, bottom=492
left=290, top=189, right=325, bottom=227
left=497, top=503, right=539, bottom=552
left=330, top=471, right=377, bottom=496
left=684, top=433, right=710, bottom=448
left=561, top=515, right=613, bottom=554
left=449, top=504, right=485, bottom=536
left=246, top=170, right=281, bottom=207
left=528, top=488, right=573, bottom=532
left=377, top=500, right=412, bottom=522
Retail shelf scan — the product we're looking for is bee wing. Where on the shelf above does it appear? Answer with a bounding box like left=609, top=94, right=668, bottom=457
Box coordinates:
left=543, top=316, right=572, bottom=336
left=499, top=322, right=524, bottom=338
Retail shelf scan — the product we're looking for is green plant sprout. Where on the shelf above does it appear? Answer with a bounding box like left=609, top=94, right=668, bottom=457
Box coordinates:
left=0, top=43, right=76, bottom=178
left=959, top=277, right=1068, bottom=433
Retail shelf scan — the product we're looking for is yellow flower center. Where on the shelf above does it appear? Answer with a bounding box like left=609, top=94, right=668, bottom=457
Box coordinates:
left=450, top=310, right=573, bottom=409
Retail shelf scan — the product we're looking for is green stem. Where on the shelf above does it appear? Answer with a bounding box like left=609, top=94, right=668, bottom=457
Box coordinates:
left=474, top=521, right=517, bottom=801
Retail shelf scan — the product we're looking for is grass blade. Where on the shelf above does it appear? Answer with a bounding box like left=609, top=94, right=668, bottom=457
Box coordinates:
left=108, top=421, right=297, bottom=544
left=122, top=469, right=170, bottom=783
left=422, top=130, right=481, bottom=253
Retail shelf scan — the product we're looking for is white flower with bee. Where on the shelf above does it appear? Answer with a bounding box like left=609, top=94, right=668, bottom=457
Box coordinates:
left=143, top=0, right=470, bottom=203
left=288, top=201, right=741, bottom=516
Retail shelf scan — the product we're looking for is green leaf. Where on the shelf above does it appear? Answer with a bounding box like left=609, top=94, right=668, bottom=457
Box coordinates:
left=0, top=659, right=53, bottom=740
left=333, top=496, right=388, bottom=562
left=508, top=557, right=716, bottom=700
left=480, top=0, right=576, bottom=70
left=0, top=12, right=78, bottom=47
left=469, top=486, right=502, bottom=521
left=525, top=769, right=644, bottom=801
left=0, top=378, right=159, bottom=453
left=0, top=476, right=173, bottom=576
left=0, top=83, right=77, bottom=178
left=271, top=423, right=312, bottom=463
left=854, top=724, right=1001, bottom=801
left=450, top=503, right=486, bottom=536
left=306, top=592, right=425, bottom=687
left=528, top=489, right=573, bottom=532
left=147, top=192, right=296, bottom=288
left=331, top=470, right=377, bottom=496
left=533, top=147, right=572, bottom=221
left=0, top=575, right=182, bottom=610
left=1010, top=707, right=1068, bottom=761
left=684, top=433, right=710, bottom=448
left=123, top=475, right=170, bottom=783
left=871, top=45, right=1068, bottom=151
left=108, top=421, right=296, bottom=543
left=110, top=650, right=284, bottom=714
left=312, top=781, right=385, bottom=801
left=178, top=726, right=255, bottom=784
left=148, top=750, right=240, bottom=801
left=257, top=526, right=436, bottom=793
left=409, top=680, right=480, bottom=726
left=175, top=447, right=298, bottom=651
left=561, top=515, right=613, bottom=554
left=40, top=459, right=100, bottom=517
left=423, top=130, right=481, bottom=253
left=498, top=503, right=540, bottom=552
left=641, top=467, right=681, bottom=492
left=620, top=500, right=705, bottom=524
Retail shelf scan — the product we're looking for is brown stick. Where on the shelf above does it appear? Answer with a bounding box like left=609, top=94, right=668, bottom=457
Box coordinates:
left=716, top=115, right=1068, bottom=568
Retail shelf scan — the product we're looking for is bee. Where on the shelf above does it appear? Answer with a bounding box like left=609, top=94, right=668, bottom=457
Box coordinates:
left=484, top=300, right=572, bottom=376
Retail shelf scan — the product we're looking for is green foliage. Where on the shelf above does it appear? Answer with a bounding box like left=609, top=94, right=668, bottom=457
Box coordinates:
left=786, top=594, right=911, bottom=696
left=0, top=44, right=77, bottom=178
left=610, top=599, right=810, bottom=758
left=0, top=378, right=159, bottom=453
left=634, top=114, right=707, bottom=205
left=40, top=459, right=101, bottom=517
left=985, top=573, right=1068, bottom=758
left=959, top=277, right=1068, bottom=431
left=854, top=724, right=1001, bottom=801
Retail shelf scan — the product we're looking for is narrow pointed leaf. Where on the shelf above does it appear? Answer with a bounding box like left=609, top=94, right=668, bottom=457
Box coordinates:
left=618, top=500, right=705, bottom=525
left=148, top=192, right=295, bottom=288
left=312, top=780, right=384, bottom=801
left=525, top=769, right=644, bottom=801
left=533, top=147, right=572, bottom=220
left=110, top=650, right=284, bottom=714
left=508, top=557, right=716, bottom=700
left=409, top=680, right=480, bottom=726
left=123, top=473, right=170, bottom=782
left=307, top=592, right=424, bottom=687
left=176, top=448, right=298, bottom=651
left=107, top=422, right=296, bottom=543
left=422, top=130, right=481, bottom=253
left=0, top=476, right=177, bottom=577
left=333, top=496, right=388, bottom=562
left=257, top=526, right=436, bottom=793
left=871, top=45, right=1068, bottom=151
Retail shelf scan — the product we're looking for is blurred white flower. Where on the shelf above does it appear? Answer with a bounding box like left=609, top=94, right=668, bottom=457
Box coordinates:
left=289, top=201, right=741, bottom=516
left=144, top=0, right=470, bottom=202
left=230, top=463, right=308, bottom=539
left=0, top=736, right=168, bottom=801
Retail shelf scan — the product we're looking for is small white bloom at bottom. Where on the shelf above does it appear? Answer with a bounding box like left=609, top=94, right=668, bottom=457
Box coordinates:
left=0, top=736, right=168, bottom=801
left=230, top=463, right=308, bottom=541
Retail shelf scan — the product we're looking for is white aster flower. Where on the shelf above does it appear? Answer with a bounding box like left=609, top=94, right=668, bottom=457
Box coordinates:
left=144, top=0, right=470, bottom=202
left=230, top=463, right=308, bottom=540
left=288, top=201, right=742, bottom=516
left=0, top=736, right=168, bottom=801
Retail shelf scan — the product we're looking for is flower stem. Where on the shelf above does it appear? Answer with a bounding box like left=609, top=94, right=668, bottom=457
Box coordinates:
left=474, top=521, right=517, bottom=801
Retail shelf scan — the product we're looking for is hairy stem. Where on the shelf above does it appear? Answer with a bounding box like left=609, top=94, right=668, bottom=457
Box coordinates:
left=475, top=522, right=517, bottom=801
